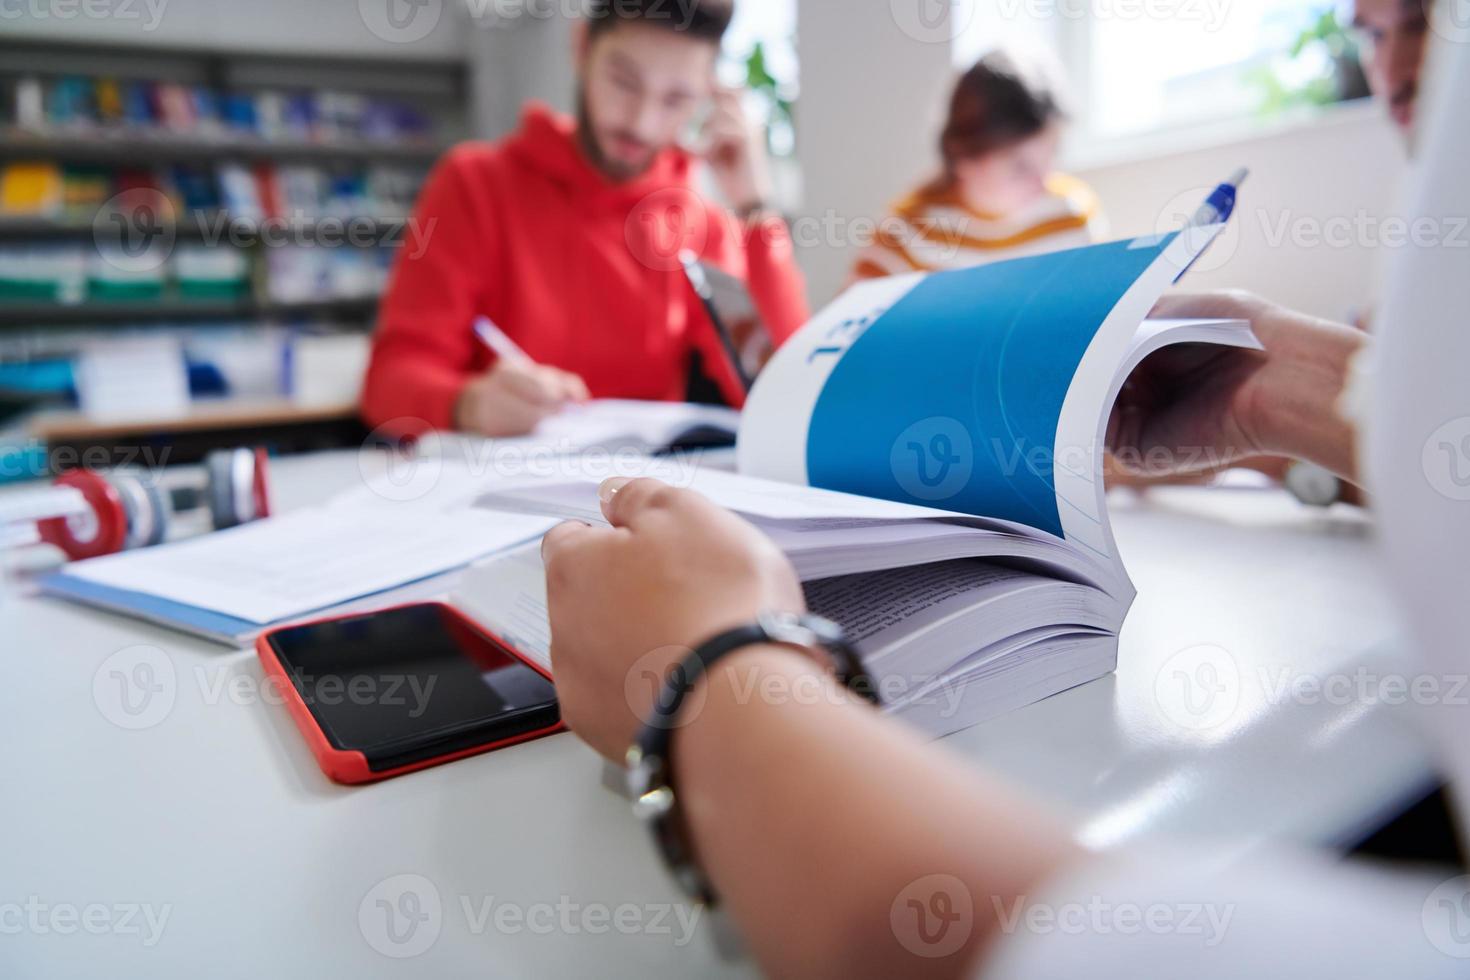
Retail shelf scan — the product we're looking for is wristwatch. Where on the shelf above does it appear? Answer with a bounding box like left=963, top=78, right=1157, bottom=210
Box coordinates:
left=624, top=611, right=879, bottom=905
left=1285, top=461, right=1343, bottom=508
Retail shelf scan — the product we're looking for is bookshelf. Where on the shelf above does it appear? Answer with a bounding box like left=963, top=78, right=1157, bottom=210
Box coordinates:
left=0, top=35, right=468, bottom=460
left=0, top=129, right=449, bottom=166
left=0, top=297, right=381, bottom=327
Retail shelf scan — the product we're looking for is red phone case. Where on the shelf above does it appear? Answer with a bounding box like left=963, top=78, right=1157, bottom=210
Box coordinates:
left=256, top=601, right=564, bottom=785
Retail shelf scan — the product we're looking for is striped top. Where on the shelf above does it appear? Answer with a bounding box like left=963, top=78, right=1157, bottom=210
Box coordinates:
left=851, top=173, right=1106, bottom=281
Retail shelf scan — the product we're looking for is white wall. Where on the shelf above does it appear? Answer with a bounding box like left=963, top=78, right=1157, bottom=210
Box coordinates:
left=459, top=6, right=575, bottom=139
left=793, top=2, right=956, bottom=306
left=1071, top=102, right=1407, bottom=321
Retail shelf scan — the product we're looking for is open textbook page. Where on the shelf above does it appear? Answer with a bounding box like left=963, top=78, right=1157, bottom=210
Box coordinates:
left=475, top=462, right=1122, bottom=592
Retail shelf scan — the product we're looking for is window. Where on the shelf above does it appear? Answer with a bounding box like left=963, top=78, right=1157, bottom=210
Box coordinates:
left=720, top=0, right=798, bottom=155
left=1085, top=0, right=1339, bottom=137
left=952, top=0, right=1359, bottom=142
left=722, top=0, right=798, bottom=86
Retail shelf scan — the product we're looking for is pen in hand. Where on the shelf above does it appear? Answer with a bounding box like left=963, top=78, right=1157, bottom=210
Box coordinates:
left=474, top=316, right=535, bottom=366
left=456, top=317, right=590, bottom=437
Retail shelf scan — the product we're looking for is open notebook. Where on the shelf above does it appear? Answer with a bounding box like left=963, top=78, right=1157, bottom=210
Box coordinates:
left=457, top=227, right=1258, bottom=737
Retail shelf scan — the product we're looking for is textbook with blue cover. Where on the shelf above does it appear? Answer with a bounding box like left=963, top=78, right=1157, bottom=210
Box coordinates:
left=461, top=226, right=1259, bottom=737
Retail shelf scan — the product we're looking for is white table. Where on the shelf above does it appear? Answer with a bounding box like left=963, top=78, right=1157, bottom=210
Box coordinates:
left=0, top=452, right=1438, bottom=978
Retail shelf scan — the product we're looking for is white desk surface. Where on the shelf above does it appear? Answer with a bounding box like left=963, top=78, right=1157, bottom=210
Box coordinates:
left=0, top=451, right=1439, bottom=978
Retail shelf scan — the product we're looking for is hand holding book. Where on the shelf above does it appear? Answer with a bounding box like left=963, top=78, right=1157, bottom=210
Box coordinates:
left=1111, top=290, right=1366, bottom=485
left=540, top=476, right=809, bottom=761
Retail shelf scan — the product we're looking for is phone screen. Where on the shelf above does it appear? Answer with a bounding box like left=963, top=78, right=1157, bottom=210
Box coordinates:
left=267, top=604, right=558, bottom=772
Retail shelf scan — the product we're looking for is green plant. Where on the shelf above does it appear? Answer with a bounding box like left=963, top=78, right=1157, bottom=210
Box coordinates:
left=1252, top=8, right=1371, bottom=115
left=741, top=41, right=796, bottom=156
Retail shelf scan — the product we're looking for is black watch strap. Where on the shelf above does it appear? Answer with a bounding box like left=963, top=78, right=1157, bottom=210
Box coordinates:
left=625, top=611, right=878, bottom=904
left=635, top=612, right=876, bottom=769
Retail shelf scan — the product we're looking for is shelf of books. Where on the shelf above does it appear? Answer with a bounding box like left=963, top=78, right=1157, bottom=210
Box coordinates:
left=0, top=37, right=466, bottom=467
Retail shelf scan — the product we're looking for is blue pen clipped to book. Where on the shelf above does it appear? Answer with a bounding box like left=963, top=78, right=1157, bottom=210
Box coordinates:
left=1173, top=167, right=1248, bottom=283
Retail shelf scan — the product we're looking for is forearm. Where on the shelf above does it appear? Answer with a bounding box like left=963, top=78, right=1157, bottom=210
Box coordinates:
left=673, top=647, right=1083, bottom=980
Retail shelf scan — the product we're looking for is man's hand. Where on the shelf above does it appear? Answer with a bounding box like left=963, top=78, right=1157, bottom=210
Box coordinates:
left=454, top=359, right=589, bottom=438
left=701, top=86, right=773, bottom=213
left=540, top=477, right=806, bottom=760
left=1108, top=290, right=1366, bottom=483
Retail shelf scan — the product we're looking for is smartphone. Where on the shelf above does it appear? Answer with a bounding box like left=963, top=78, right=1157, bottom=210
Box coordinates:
left=257, top=603, right=562, bottom=784
left=681, top=255, right=771, bottom=390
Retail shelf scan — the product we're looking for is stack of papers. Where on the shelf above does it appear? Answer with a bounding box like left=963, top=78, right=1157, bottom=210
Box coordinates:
left=35, top=399, right=742, bottom=646
left=40, top=507, right=558, bottom=646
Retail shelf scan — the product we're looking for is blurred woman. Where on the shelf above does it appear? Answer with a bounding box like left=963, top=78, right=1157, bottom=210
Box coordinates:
left=852, top=51, right=1105, bottom=282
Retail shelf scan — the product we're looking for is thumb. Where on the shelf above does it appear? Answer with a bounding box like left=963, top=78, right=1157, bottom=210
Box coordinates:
left=597, top=477, right=692, bottom=530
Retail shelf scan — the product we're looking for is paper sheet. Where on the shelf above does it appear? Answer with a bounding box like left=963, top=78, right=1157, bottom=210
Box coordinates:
left=530, top=399, right=738, bottom=450
left=63, top=507, right=559, bottom=624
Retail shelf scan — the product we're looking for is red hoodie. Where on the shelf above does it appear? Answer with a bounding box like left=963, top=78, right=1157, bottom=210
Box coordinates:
left=360, top=103, right=810, bottom=433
